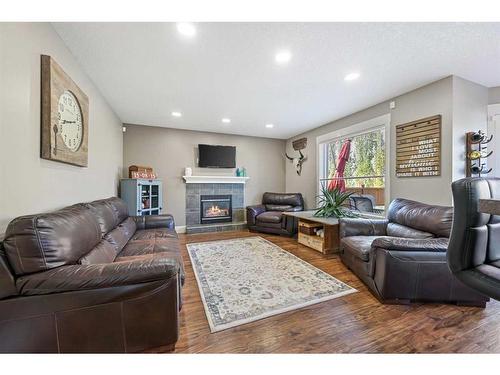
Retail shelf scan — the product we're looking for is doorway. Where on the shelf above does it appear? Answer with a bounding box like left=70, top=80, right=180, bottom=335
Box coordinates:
left=488, top=104, right=500, bottom=177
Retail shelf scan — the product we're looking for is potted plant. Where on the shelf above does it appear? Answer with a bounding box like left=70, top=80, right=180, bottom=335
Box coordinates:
left=314, top=184, right=357, bottom=218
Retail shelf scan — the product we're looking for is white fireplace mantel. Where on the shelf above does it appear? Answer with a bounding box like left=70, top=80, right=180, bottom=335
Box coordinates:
left=182, top=175, right=250, bottom=184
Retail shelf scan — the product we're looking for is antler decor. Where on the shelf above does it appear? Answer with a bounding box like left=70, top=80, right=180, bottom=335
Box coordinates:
left=285, top=149, right=307, bottom=176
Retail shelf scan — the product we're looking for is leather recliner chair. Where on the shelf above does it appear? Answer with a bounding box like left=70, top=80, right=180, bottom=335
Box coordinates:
left=448, top=177, right=500, bottom=301
left=0, top=197, right=184, bottom=353
left=339, top=198, right=489, bottom=306
left=247, top=192, right=304, bottom=236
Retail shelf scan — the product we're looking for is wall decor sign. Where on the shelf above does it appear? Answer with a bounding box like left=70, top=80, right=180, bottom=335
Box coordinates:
left=395, top=115, right=441, bottom=178
left=292, top=137, right=307, bottom=151
left=129, top=165, right=157, bottom=179
left=41, top=55, right=89, bottom=167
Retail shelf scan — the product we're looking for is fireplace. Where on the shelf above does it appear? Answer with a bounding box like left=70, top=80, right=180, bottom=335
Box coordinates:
left=200, top=195, right=232, bottom=224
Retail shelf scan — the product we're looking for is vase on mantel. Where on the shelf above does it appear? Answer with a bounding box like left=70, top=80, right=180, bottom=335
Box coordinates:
left=236, top=167, right=247, bottom=177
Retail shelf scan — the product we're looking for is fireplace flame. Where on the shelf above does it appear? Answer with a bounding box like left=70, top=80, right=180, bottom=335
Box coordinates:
left=206, top=204, right=229, bottom=217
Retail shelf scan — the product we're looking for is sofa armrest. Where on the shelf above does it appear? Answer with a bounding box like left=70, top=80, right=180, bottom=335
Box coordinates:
left=132, top=214, right=175, bottom=230
left=16, top=257, right=180, bottom=296
left=339, top=218, right=388, bottom=238
left=246, top=205, right=266, bottom=226
left=0, top=243, right=17, bottom=299
left=372, top=237, right=449, bottom=253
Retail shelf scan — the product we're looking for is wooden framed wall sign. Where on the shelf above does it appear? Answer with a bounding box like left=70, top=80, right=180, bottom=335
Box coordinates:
left=395, top=115, right=441, bottom=177
left=292, top=137, right=307, bottom=151
left=41, top=55, right=89, bottom=167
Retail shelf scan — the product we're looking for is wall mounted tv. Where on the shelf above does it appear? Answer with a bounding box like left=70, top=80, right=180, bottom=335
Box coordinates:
left=198, top=144, right=236, bottom=168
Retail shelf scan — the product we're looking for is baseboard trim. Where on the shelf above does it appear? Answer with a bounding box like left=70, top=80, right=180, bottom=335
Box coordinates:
left=175, top=225, right=187, bottom=234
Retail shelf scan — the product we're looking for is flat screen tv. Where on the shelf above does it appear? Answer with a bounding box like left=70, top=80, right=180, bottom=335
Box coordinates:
left=198, top=144, right=236, bottom=168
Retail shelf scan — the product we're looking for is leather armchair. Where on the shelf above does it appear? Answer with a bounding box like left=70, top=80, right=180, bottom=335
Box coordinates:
left=247, top=192, right=304, bottom=236
left=448, top=177, right=500, bottom=301
left=247, top=204, right=266, bottom=226
left=339, top=198, right=489, bottom=306
left=0, top=197, right=183, bottom=353
left=349, top=195, right=376, bottom=213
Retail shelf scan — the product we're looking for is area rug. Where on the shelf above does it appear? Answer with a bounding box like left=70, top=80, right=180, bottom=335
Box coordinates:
left=186, top=236, right=356, bottom=332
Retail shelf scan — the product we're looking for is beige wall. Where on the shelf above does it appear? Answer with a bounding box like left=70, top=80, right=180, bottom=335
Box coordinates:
left=285, top=76, right=489, bottom=209
left=388, top=77, right=454, bottom=205
left=122, top=125, right=286, bottom=227
left=490, top=86, right=500, bottom=105
left=0, top=23, right=123, bottom=235
left=452, top=77, right=489, bottom=181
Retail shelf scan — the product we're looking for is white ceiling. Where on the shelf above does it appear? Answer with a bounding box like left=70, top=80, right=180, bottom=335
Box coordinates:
left=53, top=22, right=500, bottom=139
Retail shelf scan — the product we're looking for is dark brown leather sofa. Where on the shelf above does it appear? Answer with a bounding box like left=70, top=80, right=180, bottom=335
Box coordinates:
left=247, top=192, right=304, bottom=236
left=0, top=197, right=184, bottom=353
left=339, top=198, right=489, bottom=306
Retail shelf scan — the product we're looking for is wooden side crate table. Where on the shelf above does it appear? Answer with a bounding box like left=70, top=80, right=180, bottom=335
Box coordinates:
left=284, top=210, right=386, bottom=255
left=283, top=211, right=340, bottom=254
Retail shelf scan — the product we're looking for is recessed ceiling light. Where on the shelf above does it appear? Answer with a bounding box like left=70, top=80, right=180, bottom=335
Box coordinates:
left=176, top=23, right=196, bottom=37
left=265, top=124, right=274, bottom=129
left=344, top=72, right=360, bottom=81
left=171, top=111, right=182, bottom=117
left=275, top=50, right=292, bottom=64
left=222, top=118, right=231, bottom=124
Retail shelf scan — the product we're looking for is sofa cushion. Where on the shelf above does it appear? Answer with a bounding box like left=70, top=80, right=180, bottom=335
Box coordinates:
left=104, top=218, right=136, bottom=255
left=16, top=256, right=180, bottom=296
left=78, top=240, right=117, bottom=265
left=106, top=197, right=130, bottom=224
left=119, top=217, right=137, bottom=238
left=116, top=238, right=185, bottom=284
left=256, top=211, right=283, bottom=224
left=386, top=223, right=434, bottom=239
left=130, top=228, right=178, bottom=241
left=84, top=199, right=117, bottom=236
left=387, top=198, right=453, bottom=238
left=117, top=239, right=179, bottom=257
left=262, top=192, right=303, bottom=208
left=265, top=204, right=293, bottom=212
left=341, top=236, right=387, bottom=262
left=3, top=205, right=101, bottom=275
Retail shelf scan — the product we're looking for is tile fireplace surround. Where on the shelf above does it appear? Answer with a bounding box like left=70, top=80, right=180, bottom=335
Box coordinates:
left=184, top=177, right=248, bottom=234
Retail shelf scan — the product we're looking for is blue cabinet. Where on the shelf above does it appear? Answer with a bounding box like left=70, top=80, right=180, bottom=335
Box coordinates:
left=120, top=179, right=163, bottom=216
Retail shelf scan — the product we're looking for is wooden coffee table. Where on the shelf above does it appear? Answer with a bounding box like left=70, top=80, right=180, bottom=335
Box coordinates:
left=284, top=210, right=385, bottom=255
left=479, top=199, right=500, bottom=215
left=283, top=210, right=340, bottom=254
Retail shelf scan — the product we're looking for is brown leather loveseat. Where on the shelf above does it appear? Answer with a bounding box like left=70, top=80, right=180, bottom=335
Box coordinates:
left=0, top=197, right=184, bottom=353
left=339, top=198, right=488, bottom=306
left=247, top=192, right=304, bottom=236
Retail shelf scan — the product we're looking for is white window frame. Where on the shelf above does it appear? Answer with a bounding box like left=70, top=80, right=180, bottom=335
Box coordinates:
left=488, top=104, right=500, bottom=177
left=316, top=113, right=391, bottom=207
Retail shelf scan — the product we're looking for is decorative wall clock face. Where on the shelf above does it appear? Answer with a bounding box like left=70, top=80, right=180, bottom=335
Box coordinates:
left=41, top=55, right=89, bottom=167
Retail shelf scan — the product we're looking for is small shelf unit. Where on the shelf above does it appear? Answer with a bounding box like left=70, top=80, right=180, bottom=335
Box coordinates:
left=120, top=178, right=163, bottom=216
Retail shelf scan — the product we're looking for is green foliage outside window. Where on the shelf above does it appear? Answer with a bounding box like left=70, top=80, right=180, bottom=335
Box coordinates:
left=327, top=128, right=385, bottom=188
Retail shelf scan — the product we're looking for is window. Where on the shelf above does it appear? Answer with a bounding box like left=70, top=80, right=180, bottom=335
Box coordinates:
left=325, top=127, right=385, bottom=188
left=318, top=116, right=389, bottom=210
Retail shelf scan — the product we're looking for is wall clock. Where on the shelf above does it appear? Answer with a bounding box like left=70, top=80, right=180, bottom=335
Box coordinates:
left=41, top=55, right=89, bottom=167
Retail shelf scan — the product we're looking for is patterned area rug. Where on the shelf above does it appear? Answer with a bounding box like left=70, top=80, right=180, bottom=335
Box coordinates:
left=187, top=236, right=356, bottom=332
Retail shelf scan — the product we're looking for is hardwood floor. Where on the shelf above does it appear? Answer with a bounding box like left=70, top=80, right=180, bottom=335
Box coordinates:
left=172, top=230, right=500, bottom=353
